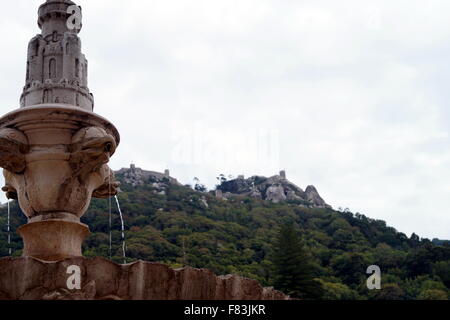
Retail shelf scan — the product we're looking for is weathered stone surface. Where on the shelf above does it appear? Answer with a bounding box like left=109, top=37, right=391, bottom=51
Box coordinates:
left=0, top=106, right=120, bottom=260
left=265, top=184, right=287, bottom=203
left=217, top=171, right=332, bottom=208
left=249, top=188, right=263, bottom=199
left=0, top=257, right=289, bottom=300
left=21, top=0, right=94, bottom=111
left=305, top=185, right=331, bottom=208
left=286, top=190, right=302, bottom=201
left=0, top=0, right=120, bottom=262
left=18, top=220, right=90, bottom=261
left=0, top=128, right=29, bottom=174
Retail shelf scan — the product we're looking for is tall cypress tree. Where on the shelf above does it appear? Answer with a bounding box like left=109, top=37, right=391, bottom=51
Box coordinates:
left=272, top=224, right=323, bottom=299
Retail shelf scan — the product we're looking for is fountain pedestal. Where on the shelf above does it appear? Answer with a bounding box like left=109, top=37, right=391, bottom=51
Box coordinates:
left=18, top=220, right=90, bottom=261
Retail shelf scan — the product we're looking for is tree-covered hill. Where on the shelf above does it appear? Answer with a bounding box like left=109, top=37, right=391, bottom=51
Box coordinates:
left=0, top=169, right=449, bottom=300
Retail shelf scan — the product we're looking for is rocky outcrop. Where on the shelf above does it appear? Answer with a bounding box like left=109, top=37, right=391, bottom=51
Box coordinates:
left=305, top=185, right=329, bottom=208
left=114, top=167, right=331, bottom=208
left=286, top=190, right=303, bottom=201
left=265, top=184, right=287, bottom=203
left=0, top=257, right=288, bottom=300
left=116, top=165, right=181, bottom=188
left=217, top=171, right=332, bottom=208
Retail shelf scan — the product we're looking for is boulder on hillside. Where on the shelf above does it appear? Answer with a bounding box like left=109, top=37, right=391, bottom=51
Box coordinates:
left=216, top=171, right=332, bottom=208
left=305, top=185, right=331, bottom=208
left=265, top=184, right=287, bottom=203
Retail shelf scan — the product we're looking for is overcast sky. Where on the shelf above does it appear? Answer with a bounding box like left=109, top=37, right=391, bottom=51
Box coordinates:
left=0, top=0, right=449, bottom=240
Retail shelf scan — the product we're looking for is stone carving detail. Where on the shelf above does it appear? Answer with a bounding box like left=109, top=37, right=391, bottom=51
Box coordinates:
left=0, top=107, right=120, bottom=260
left=0, top=0, right=120, bottom=261
left=70, top=126, right=117, bottom=183
left=1, top=124, right=119, bottom=216
left=0, top=128, right=29, bottom=174
left=92, top=166, right=120, bottom=199
left=20, top=0, right=94, bottom=111
left=1, top=184, right=18, bottom=200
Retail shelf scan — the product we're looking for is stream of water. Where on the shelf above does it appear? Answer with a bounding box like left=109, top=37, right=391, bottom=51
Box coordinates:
left=114, top=195, right=126, bottom=264
left=7, top=200, right=11, bottom=256
left=109, top=192, right=112, bottom=260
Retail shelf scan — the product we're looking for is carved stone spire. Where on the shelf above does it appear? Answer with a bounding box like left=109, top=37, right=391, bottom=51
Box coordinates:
left=20, top=0, right=94, bottom=111
left=0, top=0, right=119, bottom=262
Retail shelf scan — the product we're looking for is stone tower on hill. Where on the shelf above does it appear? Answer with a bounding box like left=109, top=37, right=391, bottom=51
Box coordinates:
left=20, top=0, right=94, bottom=111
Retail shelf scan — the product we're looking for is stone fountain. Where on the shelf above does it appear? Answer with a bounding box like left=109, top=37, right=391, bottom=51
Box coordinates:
left=0, top=0, right=288, bottom=300
left=0, top=0, right=119, bottom=262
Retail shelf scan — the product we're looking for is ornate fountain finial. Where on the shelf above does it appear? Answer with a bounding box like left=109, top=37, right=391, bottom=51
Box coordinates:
left=0, top=0, right=120, bottom=261
left=21, top=0, right=93, bottom=111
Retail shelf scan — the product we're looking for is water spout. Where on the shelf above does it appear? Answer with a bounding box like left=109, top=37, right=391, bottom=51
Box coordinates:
left=114, top=195, right=126, bottom=264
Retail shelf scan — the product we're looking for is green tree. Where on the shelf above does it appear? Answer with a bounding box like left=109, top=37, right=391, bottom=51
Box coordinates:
left=330, top=252, right=367, bottom=287
left=271, top=224, right=323, bottom=299
left=433, top=261, right=450, bottom=288
left=370, top=283, right=406, bottom=300
left=317, top=279, right=358, bottom=300
left=417, top=289, right=448, bottom=300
